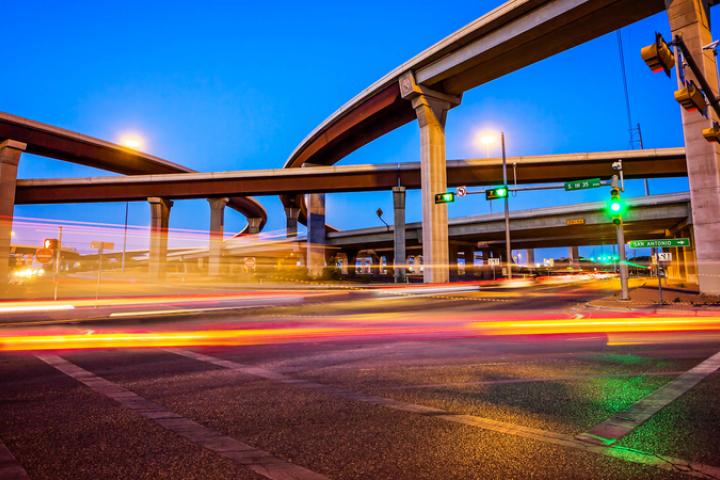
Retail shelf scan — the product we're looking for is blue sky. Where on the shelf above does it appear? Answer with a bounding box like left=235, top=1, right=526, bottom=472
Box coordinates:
left=3, top=1, right=713, bottom=258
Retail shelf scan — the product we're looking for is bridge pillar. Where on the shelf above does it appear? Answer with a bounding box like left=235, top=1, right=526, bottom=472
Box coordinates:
left=0, top=140, right=25, bottom=286
left=247, top=217, right=262, bottom=235
left=400, top=72, right=461, bottom=284
left=392, top=186, right=407, bottom=283
left=285, top=206, right=300, bottom=238
left=148, top=197, right=173, bottom=279
left=568, top=246, right=579, bottom=266
left=207, top=197, right=228, bottom=276
left=305, top=192, right=326, bottom=278
left=668, top=1, right=720, bottom=294
left=525, top=249, right=536, bottom=267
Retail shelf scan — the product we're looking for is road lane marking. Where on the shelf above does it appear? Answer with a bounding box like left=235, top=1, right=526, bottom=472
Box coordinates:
left=36, top=354, right=328, bottom=480
left=108, top=305, right=262, bottom=318
left=170, top=348, right=720, bottom=479
left=577, top=350, right=720, bottom=446
left=0, top=439, right=30, bottom=480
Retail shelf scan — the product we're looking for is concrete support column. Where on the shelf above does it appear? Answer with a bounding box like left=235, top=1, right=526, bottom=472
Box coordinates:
left=568, top=246, right=579, bottom=266
left=392, top=186, right=407, bottom=283
left=247, top=217, right=262, bottom=235
left=285, top=206, right=300, bottom=238
left=668, top=1, right=720, bottom=294
left=148, top=197, right=173, bottom=279
left=207, top=197, right=229, bottom=276
left=305, top=192, right=326, bottom=278
left=525, top=249, right=536, bottom=267
left=400, top=72, right=460, bottom=284
left=0, top=140, right=25, bottom=286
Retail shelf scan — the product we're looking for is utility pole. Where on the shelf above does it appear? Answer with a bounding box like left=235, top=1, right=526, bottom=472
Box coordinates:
left=501, top=132, right=512, bottom=279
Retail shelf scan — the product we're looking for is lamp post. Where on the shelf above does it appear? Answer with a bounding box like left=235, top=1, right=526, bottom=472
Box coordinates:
left=500, top=132, right=512, bottom=279
left=478, top=130, right=513, bottom=279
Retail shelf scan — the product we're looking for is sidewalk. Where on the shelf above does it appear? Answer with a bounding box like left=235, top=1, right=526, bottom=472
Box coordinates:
left=586, top=278, right=720, bottom=313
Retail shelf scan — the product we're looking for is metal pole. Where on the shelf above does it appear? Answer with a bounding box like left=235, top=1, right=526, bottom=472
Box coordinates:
left=616, top=220, right=629, bottom=300
left=95, top=246, right=103, bottom=306
left=502, top=132, right=512, bottom=279
left=121, top=202, right=129, bottom=272
left=657, top=258, right=664, bottom=305
left=53, top=226, right=62, bottom=301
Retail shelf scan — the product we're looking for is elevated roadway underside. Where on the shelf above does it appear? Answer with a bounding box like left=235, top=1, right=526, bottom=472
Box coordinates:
left=327, top=193, right=690, bottom=250
left=14, top=148, right=686, bottom=204
left=0, top=112, right=266, bottom=230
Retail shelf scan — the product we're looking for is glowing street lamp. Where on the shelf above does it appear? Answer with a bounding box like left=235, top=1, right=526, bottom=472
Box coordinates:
left=118, top=133, right=145, bottom=150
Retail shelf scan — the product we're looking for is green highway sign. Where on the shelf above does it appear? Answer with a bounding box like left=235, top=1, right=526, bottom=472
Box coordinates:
left=434, top=192, right=455, bottom=204
left=628, top=238, right=690, bottom=248
left=564, top=178, right=602, bottom=191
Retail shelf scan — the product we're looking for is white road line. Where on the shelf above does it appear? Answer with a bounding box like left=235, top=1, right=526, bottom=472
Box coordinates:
left=170, top=348, right=720, bottom=479
left=577, top=350, right=720, bottom=446
left=36, top=354, right=328, bottom=480
left=108, top=305, right=261, bottom=318
left=0, top=439, right=30, bottom=480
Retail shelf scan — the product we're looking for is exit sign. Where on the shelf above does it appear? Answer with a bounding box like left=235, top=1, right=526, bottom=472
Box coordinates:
left=564, top=178, right=602, bottom=191
left=628, top=238, right=690, bottom=248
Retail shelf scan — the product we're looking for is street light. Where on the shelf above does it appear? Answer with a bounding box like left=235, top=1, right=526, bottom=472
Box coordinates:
left=118, top=133, right=145, bottom=150
left=477, top=130, right=513, bottom=279
left=117, top=132, right=145, bottom=272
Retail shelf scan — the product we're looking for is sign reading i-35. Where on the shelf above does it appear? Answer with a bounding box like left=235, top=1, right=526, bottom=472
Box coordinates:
left=564, top=178, right=602, bottom=191
left=628, top=238, right=690, bottom=248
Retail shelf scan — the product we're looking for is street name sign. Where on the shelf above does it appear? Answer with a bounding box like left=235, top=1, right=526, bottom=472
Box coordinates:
left=628, top=238, right=690, bottom=248
left=488, top=258, right=501, bottom=266
left=566, top=218, right=585, bottom=225
left=564, top=178, right=602, bottom=191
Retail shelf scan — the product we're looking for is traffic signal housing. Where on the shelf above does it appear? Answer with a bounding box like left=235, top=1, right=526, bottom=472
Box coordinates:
left=43, top=238, right=58, bottom=250
left=486, top=186, right=508, bottom=201
left=675, top=80, right=706, bottom=113
left=703, top=123, right=720, bottom=144
left=641, top=33, right=675, bottom=76
left=606, top=188, right=627, bottom=225
left=434, top=192, right=455, bottom=204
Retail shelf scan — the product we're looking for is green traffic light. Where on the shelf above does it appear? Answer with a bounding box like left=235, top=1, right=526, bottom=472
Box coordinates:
left=610, top=201, right=621, bottom=212
left=496, top=187, right=507, bottom=197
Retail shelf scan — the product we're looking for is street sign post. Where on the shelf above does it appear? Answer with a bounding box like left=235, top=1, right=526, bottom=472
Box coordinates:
left=628, top=238, right=690, bottom=248
left=90, top=241, right=114, bottom=305
left=564, top=178, right=602, bottom=191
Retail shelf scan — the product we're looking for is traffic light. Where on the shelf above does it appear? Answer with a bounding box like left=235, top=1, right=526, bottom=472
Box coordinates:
left=43, top=238, right=58, bottom=249
left=606, top=188, right=627, bottom=225
left=434, top=192, right=455, bottom=204
left=703, top=123, right=720, bottom=144
left=641, top=33, right=675, bottom=77
left=675, top=80, right=706, bottom=113
left=486, top=186, right=508, bottom=200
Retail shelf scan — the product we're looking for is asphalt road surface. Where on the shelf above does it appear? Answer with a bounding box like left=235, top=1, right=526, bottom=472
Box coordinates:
left=2, top=280, right=719, bottom=479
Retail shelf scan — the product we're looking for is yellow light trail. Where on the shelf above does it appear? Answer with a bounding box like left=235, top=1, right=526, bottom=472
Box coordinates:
left=471, top=316, right=720, bottom=335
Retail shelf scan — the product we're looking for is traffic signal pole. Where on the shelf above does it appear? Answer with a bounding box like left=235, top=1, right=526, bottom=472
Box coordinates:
left=611, top=174, right=630, bottom=300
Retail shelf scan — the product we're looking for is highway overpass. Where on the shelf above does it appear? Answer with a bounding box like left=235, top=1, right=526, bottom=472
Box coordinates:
left=278, top=0, right=719, bottom=294
left=14, top=148, right=686, bottom=204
